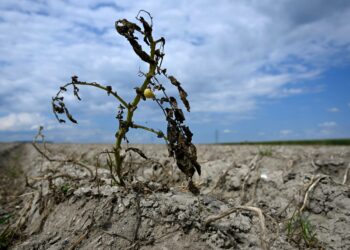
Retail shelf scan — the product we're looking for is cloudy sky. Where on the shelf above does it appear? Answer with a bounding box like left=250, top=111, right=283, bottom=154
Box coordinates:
left=0, top=0, right=350, bottom=143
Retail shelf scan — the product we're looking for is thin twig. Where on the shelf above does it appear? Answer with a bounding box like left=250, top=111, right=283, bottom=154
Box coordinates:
left=56, top=81, right=128, bottom=108
left=131, top=123, right=168, bottom=142
left=133, top=193, right=142, bottom=242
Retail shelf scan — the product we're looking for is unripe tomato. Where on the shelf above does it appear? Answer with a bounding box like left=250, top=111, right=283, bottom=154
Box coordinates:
left=144, top=88, right=155, bottom=99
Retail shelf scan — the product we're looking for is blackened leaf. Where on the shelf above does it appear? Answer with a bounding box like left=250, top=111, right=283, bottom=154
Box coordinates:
left=188, top=180, right=200, bottom=195
left=182, top=126, right=193, bottom=142
left=128, top=38, right=155, bottom=64
left=64, top=107, right=78, bottom=124
left=165, top=108, right=173, bottom=119
left=160, top=97, right=169, bottom=104
left=168, top=76, right=180, bottom=87
left=169, top=97, right=178, bottom=108
left=157, top=130, right=164, bottom=138
left=71, top=75, right=78, bottom=83
left=53, top=104, right=64, bottom=114
left=193, top=161, right=201, bottom=176
left=106, top=86, right=112, bottom=96
left=73, top=85, right=82, bottom=101
left=178, top=86, right=190, bottom=112
left=174, top=109, right=185, bottom=123
left=159, top=37, right=165, bottom=45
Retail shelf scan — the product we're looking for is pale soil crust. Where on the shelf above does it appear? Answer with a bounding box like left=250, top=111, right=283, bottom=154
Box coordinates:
left=1, top=143, right=350, bottom=249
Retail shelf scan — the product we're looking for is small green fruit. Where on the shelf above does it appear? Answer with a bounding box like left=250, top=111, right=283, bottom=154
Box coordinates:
left=144, top=88, right=155, bottom=99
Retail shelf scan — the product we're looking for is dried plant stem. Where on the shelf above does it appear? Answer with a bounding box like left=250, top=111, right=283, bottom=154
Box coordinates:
left=240, top=154, right=261, bottom=203
left=205, top=205, right=268, bottom=250
left=114, top=38, right=157, bottom=185
left=300, top=175, right=325, bottom=213
left=32, top=142, right=94, bottom=177
left=342, top=163, right=350, bottom=185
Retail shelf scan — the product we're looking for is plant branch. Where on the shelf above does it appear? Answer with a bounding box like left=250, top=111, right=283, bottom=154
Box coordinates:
left=57, top=81, right=128, bottom=108
left=131, top=123, right=168, bottom=142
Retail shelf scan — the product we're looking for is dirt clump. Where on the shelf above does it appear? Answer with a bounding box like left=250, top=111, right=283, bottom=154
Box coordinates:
left=0, top=143, right=349, bottom=249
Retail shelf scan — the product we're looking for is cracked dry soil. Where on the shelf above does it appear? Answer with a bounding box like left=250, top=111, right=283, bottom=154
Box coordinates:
left=0, top=143, right=350, bottom=249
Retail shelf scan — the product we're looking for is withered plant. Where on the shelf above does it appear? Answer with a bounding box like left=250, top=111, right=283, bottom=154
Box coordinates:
left=51, top=11, right=201, bottom=193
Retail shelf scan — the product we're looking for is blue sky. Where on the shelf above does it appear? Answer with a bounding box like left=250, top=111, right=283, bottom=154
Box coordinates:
left=0, top=0, right=349, bottom=143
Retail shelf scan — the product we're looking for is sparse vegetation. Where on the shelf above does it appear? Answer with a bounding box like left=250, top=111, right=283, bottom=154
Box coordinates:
left=60, top=183, right=71, bottom=195
left=286, top=212, right=318, bottom=248
left=258, top=147, right=273, bottom=157
left=0, top=214, right=11, bottom=226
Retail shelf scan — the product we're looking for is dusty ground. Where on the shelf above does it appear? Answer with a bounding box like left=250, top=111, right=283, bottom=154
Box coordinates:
left=0, top=142, right=350, bottom=249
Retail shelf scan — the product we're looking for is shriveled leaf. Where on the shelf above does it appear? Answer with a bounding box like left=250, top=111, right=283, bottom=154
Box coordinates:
left=174, top=109, right=185, bottom=123
left=169, top=97, right=178, bottom=108
left=106, top=86, right=112, bottom=96
left=64, top=107, right=78, bottom=124
left=168, top=76, right=180, bottom=87
left=178, top=86, right=190, bottom=112
left=126, top=147, right=148, bottom=159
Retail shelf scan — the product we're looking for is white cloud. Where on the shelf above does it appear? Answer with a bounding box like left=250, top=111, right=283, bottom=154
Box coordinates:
left=318, top=121, right=337, bottom=128
left=1, top=0, right=350, bottom=141
left=223, top=129, right=235, bottom=134
left=280, top=129, right=293, bottom=136
left=327, top=107, right=340, bottom=112
left=0, top=112, right=45, bottom=131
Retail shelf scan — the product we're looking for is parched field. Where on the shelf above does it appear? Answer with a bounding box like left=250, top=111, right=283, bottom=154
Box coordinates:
left=1, top=143, right=349, bottom=249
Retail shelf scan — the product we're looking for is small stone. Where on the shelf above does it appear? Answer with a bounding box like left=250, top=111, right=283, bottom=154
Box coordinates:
left=153, top=201, right=159, bottom=208
left=123, top=197, right=131, bottom=207
left=118, top=205, right=125, bottom=213
left=178, top=212, right=187, bottom=221
left=141, top=200, right=154, bottom=208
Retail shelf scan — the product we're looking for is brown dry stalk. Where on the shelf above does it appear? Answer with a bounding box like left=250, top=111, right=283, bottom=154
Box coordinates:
left=205, top=205, right=268, bottom=250
left=299, top=175, right=326, bottom=213
left=32, top=142, right=94, bottom=177
left=342, top=163, right=350, bottom=185
left=28, top=174, right=82, bottom=182
left=240, top=154, right=261, bottom=202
